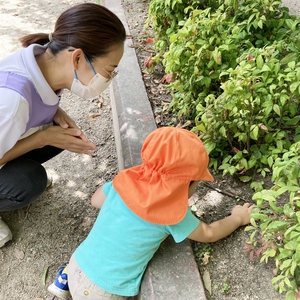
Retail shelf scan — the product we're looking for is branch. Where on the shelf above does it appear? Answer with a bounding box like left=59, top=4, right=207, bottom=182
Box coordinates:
left=202, top=182, right=249, bottom=202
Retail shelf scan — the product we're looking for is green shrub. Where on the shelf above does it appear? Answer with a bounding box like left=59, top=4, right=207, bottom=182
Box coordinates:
left=148, top=0, right=300, bottom=298
left=246, top=141, right=300, bottom=298
left=148, top=0, right=300, bottom=177
left=147, top=0, right=221, bottom=57
left=196, top=45, right=300, bottom=178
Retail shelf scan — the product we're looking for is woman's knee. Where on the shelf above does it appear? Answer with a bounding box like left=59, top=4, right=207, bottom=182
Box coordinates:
left=0, top=158, right=47, bottom=211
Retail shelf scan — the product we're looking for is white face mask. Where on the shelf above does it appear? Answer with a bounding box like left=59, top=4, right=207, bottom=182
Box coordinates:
left=70, top=54, right=113, bottom=100
left=70, top=72, right=111, bottom=100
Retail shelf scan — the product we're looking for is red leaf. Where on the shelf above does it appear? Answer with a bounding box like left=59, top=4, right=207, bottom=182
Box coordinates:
left=161, top=74, right=172, bottom=83
left=238, top=169, right=246, bottom=175
left=259, top=124, right=268, bottom=131
left=233, top=147, right=240, bottom=153
left=143, top=37, right=154, bottom=44
left=243, top=242, right=253, bottom=252
left=249, top=250, right=254, bottom=261
left=248, top=53, right=254, bottom=61
left=145, top=57, right=154, bottom=68
left=255, top=247, right=263, bottom=258
left=295, top=289, right=300, bottom=299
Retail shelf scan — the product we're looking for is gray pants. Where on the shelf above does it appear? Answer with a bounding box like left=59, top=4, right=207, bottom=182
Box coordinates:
left=68, top=254, right=130, bottom=300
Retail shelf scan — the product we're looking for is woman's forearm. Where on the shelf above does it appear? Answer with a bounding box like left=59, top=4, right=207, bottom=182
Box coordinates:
left=0, top=131, right=45, bottom=165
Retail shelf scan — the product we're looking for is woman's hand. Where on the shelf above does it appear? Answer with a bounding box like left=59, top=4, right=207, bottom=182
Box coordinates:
left=0, top=124, right=98, bottom=166
left=41, top=124, right=98, bottom=156
left=53, top=107, right=88, bottom=142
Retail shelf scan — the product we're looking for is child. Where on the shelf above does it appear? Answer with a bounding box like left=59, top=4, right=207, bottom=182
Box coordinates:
left=48, top=127, right=254, bottom=299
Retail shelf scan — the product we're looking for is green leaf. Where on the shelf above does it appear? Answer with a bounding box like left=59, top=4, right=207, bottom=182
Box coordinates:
left=239, top=176, right=251, bottom=182
left=41, top=266, right=49, bottom=286
left=219, top=126, right=227, bottom=138
left=250, top=125, right=259, bottom=140
left=288, top=61, right=296, bottom=69
left=284, top=224, right=300, bottom=238
left=285, top=240, right=298, bottom=251
left=267, top=156, right=273, bottom=168
left=286, top=290, right=297, bottom=300
left=279, top=259, right=292, bottom=271
left=267, top=220, right=287, bottom=230
left=266, top=249, right=276, bottom=257
left=256, top=55, right=264, bottom=69
left=290, top=82, right=300, bottom=93
left=253, top=190, right=276, bottom=201
left=285, top=19, right=294, bottom=30
left=250, top=217, right=257, bottom=228
left=281, top=53, right=298, bottom=65
left=204, top=142, right=216, bottom=155
left=273, top=104, right=281, bottom=116
left=251, top=213, right=268, bottom=220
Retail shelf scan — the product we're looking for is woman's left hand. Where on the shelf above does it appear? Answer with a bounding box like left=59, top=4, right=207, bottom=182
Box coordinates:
left=53, top=107, right=88, bottom=142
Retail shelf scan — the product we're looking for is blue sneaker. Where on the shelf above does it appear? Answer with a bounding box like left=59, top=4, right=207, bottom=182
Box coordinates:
left=47, top=266, right=70, bottom=300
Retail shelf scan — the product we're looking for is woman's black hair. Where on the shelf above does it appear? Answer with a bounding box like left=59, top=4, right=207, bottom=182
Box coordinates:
left=19, top=3, right=126, bottom=60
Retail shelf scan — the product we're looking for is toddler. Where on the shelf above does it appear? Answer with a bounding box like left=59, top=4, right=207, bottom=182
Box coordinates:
left=48, top=127, right=253, bottom=299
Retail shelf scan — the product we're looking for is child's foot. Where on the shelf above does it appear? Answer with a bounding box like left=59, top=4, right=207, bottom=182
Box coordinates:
left=0, top=218, right=12, bottom=248
left=47, top=266, right=70, bottom=300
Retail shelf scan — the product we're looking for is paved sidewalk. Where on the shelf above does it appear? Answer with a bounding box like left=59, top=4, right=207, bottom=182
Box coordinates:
left=282, top=0, right=300, bottom=15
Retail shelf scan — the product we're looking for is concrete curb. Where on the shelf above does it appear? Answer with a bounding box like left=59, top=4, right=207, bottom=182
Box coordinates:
left=101, top=0, right=207, bottom=299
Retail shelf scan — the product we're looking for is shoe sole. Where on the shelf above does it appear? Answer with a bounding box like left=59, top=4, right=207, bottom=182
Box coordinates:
left=0, top=232, right=12, bottom=248
left=47, top=284, right=70, bottom=300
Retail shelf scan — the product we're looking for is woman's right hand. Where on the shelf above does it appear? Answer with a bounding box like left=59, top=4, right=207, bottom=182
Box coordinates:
left=40, top=125, right=98, bottom=156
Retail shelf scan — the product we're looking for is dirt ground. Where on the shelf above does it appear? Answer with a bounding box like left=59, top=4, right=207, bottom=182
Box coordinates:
left=0, top=0, right=294, bottom=299
left=0, top=1, right=118, bottom=299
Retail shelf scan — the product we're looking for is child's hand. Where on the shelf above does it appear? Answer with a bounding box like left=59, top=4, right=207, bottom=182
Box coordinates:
left=231, top=203, right=254, bottom=226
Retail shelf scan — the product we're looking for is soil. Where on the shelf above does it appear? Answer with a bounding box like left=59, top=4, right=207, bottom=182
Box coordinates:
left=0, top=0, right=292, bottom=299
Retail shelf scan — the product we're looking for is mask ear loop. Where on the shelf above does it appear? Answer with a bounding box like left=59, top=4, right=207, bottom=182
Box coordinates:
left=74, top=70, right=79, bottom=80
left=83, top=52, right=114, bottom=83
left=84, top=53, right=97, bottom=75
left=72, top=52, right=97, bottom=80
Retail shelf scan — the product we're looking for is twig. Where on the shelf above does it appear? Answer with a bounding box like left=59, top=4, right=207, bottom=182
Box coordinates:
left=24, top=204, right=31, bottom=220
left=24, top=204, right=36, bottom=224
left=202, top=182, right=249, bottom=202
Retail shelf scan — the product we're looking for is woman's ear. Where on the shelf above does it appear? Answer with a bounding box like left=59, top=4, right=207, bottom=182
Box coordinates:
left=71, top=48, right=84, bottom=70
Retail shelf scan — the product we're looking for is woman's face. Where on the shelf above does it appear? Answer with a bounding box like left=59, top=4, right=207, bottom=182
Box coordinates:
left=77, top=44, right=124, bottom=85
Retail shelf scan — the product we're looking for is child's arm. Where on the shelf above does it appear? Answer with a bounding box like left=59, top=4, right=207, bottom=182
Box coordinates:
left=91, top=186, right=106, bottom=209
left=188, top=203, right=254, bottom=243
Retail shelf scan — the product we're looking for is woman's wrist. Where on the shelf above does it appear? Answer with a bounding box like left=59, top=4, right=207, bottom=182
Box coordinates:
left=35, top=129, right=48, bottom=148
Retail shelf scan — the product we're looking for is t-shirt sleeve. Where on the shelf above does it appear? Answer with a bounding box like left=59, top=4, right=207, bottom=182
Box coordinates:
left=166, top=208, right=200, bottom=243
left=102, top=181, right=112, bottom=196
left=0, top=90, right=28, bottom=159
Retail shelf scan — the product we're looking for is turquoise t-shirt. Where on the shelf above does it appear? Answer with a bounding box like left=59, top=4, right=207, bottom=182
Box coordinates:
left=74, top=181, right=200, bottom=296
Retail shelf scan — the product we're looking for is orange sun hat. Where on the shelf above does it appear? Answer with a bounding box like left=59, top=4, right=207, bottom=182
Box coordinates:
left=112, top=127, right=213, bottom=225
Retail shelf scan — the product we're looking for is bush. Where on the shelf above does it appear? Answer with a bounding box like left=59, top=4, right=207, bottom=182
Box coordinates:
left=196, top=45, right=300, bottom=179
left=246, top=141, right=300, bottom=298
left=148, top=0, right=300, bottom=178
left=148, top=0, right=300, bottom=297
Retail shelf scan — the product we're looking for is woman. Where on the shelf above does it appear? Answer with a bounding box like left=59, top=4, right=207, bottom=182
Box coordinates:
left=0, top=3, right=126, bottom=247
